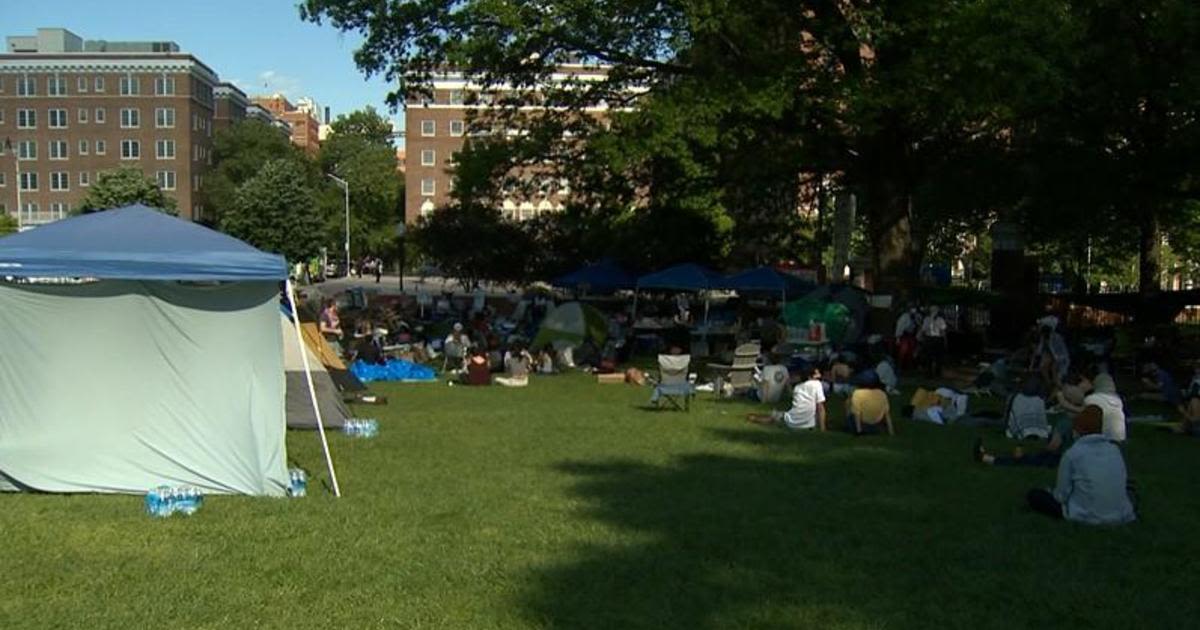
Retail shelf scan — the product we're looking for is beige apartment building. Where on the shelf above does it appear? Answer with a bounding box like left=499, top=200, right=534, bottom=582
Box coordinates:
left=403, top=65, right=611, bottom=224
left=0, top=28, right=242, bottom=225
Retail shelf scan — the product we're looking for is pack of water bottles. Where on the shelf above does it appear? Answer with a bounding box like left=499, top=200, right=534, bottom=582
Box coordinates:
left=342, top=418, right=379, bottom=438
left=144, top=485, right=204, bottom=517
left=288, top=468, right=308, bottom=498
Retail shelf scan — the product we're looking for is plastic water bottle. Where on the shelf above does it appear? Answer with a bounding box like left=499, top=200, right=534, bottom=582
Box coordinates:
left=343, top=419, right=379, bottom=439
left=288, top=468, right=308, bottom=498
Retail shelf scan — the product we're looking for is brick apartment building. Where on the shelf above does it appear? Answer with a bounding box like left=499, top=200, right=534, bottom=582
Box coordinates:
left=403, top=65, right=611, bottom=224
left=251, top=94, right=320, bottom=156
left=0, top=27, right=247, bottom=225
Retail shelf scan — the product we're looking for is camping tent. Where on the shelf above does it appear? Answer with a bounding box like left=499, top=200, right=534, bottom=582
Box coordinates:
left=552, top=259, right=636, bottom=293
left=783, top=285, right=871, bottom=344
left=282, top=313, right=350, bottom=429
left=720, top=266, right=814, bottom=305
left=299, top=321, right=367, bottom=393
left=0, top=205, right=335, bottom=496
left=532, top=301, right=609, bottom=349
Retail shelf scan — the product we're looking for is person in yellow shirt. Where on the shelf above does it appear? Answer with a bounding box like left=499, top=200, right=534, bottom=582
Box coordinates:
left=846, top=371, right=894, bottom=435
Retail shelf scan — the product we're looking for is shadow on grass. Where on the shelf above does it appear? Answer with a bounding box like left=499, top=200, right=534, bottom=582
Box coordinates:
left=519, top=426, right=1171, bottom=629
left=521, top=438, right=949, bottom=628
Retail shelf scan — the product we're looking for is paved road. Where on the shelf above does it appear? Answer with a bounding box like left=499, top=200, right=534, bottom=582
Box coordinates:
left=306, top=274, right=519, bottom=298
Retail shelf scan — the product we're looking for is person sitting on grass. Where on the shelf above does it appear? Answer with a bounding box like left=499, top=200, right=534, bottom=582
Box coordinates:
left=846, top=371, right=894, bottom=436
left=1005, top=377, right=1051, bottom=440
left=1031, top=324, right=1070, bottom=389
left=319, top=299, right=344, bottom=354
left=1053, top=370, right=1092, bottom=412
left=1085, top=373, right=1127, bottom=443
left=1024, top=405, right=1137, bottom=525
left=975, top=405, right=1095, bottom=468
left=1139, top=361, right=1185, bottom=415
left=535, top=343, right=557, bottom=374
left=496, top=343, right=533, bottom=387
left=461, top=348, right=492, bottom=386
left=746, top=365, right=827, bottom=431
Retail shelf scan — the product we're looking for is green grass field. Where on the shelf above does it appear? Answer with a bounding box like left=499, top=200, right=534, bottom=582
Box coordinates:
left=1, top=373, right=1198, bottom=629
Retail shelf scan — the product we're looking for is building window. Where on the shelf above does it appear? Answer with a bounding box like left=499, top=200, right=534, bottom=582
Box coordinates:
left=94, top=76, right=105, bottom=92
left=421, top=149, right=436, bottom=167
left=50, top=172, right=69, bottom=191
left=49, top=109, right=68, bottom=129
left=121, top=140, right=141, bottom=160
left=421, top=120, right=435, bottom=137
left=154, top=76, right=176, bottom=96
left=155, top=107, right=176, bottom=128
left=17, top=109, right=36, bottom=129
left=156, top=139, right=176, bottom=159
left=421, top=178, right=436, bottom=196
left=77, top=76, right=88, bottom=93
left=19, top=172, right=38, bottom=191
left=0, top=172, right=5, bottom=187
left=450, top=120, right=465, bottom=137
left=119, top=75, right=140, bottom=96
left=120, top=108, right=140, bottom=128
left=0, top=109, right=4, bottom=125
left=0, top=77, right=4, bottom=93
left=21, top=202, right=40, bottom=216
left=18, top=140, right=36, bottom=160
left=17, top=76, right=36, bottom=96
left=48, top=75, right=67, bottom=96
left=95, top=108, right=107, bottom=123
left=448, top=90, right=465, bottom=105
left=95, top=140, right=107, bottom=155
left=157, top=171, right=177, bottom=191
left=78, top=108, right=89, bottom=123
left=49, top=140, right=68, bottom=160
left=420, top=199, right=435, bottom=217
left=79, top=171, right=90, bottom=187
left=79, top=140, right=89, bottom=155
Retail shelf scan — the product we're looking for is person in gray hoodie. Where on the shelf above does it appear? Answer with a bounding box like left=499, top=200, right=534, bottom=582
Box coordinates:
left=1025, top=405, right=1136, bottom=525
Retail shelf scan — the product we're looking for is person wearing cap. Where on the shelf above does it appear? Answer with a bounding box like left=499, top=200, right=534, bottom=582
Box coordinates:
left=443, top=322, right=473, bottom=372
left=846, top=370, right=893, bottom=435
left=1025, top=405, right=1136, bottom=525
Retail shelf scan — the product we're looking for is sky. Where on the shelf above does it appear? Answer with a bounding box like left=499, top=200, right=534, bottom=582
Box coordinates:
left=4, top=0, right=403, bottom=138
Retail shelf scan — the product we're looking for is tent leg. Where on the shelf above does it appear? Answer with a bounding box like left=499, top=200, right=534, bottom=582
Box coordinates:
left=287, top=279, right=342, bottom=498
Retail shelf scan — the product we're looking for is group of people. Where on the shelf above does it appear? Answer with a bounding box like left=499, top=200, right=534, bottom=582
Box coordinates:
left=893, top=304, right=950, bottom=377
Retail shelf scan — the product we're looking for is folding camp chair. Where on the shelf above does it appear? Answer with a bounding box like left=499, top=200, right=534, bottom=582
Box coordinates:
left=651, top=354, right=694, bottom=411
left=707, top=342, right=761, bottom=399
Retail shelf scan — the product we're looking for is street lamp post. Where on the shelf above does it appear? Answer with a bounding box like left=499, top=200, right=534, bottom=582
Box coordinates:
left=395, top=222, right=407, bottom=293
left=326, top=173, right=350, bottom=277
left=4, top=138, right=19, bottom=230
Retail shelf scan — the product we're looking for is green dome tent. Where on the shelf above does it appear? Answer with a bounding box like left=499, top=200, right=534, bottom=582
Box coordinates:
left=532, top=302, right=609, bottom=349
left=783, top=285, right=870, bottom=344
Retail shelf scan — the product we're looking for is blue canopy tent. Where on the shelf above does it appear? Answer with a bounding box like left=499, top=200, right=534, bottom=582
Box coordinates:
left=552, top=259, right=636, bottom=294
left=633, top=263, right=723, bottom=327
left=0, top=205, right=340, bottom=496
left=720, top=266, right=815, bottom=313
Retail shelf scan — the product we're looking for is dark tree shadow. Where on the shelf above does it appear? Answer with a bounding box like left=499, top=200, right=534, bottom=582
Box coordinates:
left=520, top=427, right=1190, bottom=629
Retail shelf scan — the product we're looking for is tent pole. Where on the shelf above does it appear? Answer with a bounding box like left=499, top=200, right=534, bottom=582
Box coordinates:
left=286, top=279, right=342, bottom=498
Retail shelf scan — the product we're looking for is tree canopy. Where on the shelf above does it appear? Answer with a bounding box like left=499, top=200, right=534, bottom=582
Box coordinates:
left=221, top=159, right=325, bottom=262
left=77, top=168, right=177, bottom=215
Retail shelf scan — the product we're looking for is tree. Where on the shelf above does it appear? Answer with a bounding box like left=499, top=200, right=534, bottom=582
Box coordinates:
left=221, top=159, right=324, bottom=262
left=0, top=213, right=18, bottom=236
left=317, top=107, right=403, bottom=259
left=77, top=167, right=177, bottom=214
left=205, top=119, right=310, bottom=224
left=410, top=204, right=532, bottom=289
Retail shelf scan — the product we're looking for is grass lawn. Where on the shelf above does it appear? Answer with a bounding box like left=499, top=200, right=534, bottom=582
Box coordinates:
left=1, top=372, right=1198, bottom=629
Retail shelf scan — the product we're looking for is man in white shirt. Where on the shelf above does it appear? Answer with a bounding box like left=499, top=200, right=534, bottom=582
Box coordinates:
left=746, top=366, right=827, bottom=431
left=917, top=305, right=948, bottom=377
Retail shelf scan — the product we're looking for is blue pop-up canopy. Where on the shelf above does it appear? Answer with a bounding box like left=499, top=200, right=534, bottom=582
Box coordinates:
left=552, top=259, right=636, bottom=293
left=0, top=204, right=286, bottom=280
left=720, top=266, right=814, bottom=296
left=637, top=263, right=721, bottom=291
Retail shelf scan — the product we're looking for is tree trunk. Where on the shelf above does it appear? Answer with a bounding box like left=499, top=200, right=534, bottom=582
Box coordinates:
left=1138, top=211, right=1161, bottom=296
left=868, top=190, right=919, bottom=298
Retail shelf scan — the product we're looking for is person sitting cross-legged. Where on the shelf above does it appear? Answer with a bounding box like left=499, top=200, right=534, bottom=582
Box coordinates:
left=496, top=343, right=533, bottom=387
left=746, top=365, right=827, bottom=431
left=1024, top=405, right=1137, bottom=525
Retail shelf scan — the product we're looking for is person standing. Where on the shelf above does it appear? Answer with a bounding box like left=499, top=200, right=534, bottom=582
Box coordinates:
left=917, top=306, right=948, bottom=378
left=373, top=256, right=383, bottom=283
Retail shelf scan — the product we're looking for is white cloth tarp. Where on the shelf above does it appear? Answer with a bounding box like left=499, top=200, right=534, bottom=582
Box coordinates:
left=0, top=280, right=289, bottom=495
